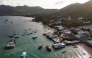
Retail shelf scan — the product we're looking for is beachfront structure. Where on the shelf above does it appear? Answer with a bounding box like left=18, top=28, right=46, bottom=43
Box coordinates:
left=63, top=40, right=79, bottom=45
left=83, top=38, right=92, bottom=47
left=62, top=30, right=71, bottom=35
left=78, top=17, right=83, bottom=20
left=46, top=35, right=58, bottom=40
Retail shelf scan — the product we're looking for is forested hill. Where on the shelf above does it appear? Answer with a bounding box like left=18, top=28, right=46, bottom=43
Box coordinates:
left=55, top=0, right=92, bottom=19
left=0, top=5, right=58, bottom=15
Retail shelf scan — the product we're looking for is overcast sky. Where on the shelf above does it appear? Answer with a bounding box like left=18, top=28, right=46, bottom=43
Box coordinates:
left=0, top=0, right=89, bottom=9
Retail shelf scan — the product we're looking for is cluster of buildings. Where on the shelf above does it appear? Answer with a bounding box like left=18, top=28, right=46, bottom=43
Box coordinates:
left=44, top=25, right=92, bottom=49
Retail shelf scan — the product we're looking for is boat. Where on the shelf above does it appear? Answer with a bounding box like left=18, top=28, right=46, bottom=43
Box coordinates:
left=13, top=34, right=16, bottom=35
left=8, top=36, right=14, bottom=38
left=14, top=36, right=19, bottom=38
left=32, top=30, right=37, bottom=33
left=52, top=43, right=65, bottom=49
left=5, top=19, right=8, bottom=21
left=38, top=45, right=43, bottom=49
left=4, top=42, right=15, bottom=49
left=30, top=32, right=33, bottom=34
left=62, top=51, right=66, bottom=53
left=32, top=36, right=37, bottom=39
left=46, top=45, right=51, bottom=51
left=9, top=39, right=16, bottom=43
left=20, top=52, right=26, bottom=58
left=22, top=34, right=25, bottom=36
left=43, top=33, right=46, bottom=36
left=27, top=33, right=30, bottom=35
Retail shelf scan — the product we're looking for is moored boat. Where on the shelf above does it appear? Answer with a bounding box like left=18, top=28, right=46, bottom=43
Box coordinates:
left=20, top=52, right=26, bottom=58
left=46, top=45, right=51, bottom=51
left=4, top=42, right=15, bottom=49
left=32, top=36, right=37, bottom=39
left=14, top=36, right=19, bottom=38
left=38, top=45, right=43, bottom=49
left=52, top=43, right=65, bottom=49
left=8, top=36, right=14, bottom=38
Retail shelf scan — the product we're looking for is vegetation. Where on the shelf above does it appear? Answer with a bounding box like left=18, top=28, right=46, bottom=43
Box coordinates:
left=0, top=5, right=58, bottom=15
left=71, top=29, right=78, bottom=35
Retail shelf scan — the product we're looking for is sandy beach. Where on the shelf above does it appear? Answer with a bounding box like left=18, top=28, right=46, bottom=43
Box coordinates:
left=43, top=25, right=56, bottom=33
left=77, top=43, right=92, bottom=57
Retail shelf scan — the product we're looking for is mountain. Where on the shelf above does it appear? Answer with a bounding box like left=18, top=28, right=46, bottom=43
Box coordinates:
left=15, top=5, right=58, bottom=14
left=55, top=0, right=92, bottom=19
left=0, top=5, right=58, bottom=15
left=0, top=5, right=25, bottom=15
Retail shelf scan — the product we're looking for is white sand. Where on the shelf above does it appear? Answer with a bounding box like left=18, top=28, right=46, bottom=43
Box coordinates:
left=77, top=43, right=92, bottom=57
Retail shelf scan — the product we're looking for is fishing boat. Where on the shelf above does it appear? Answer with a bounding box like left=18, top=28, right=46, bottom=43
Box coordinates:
left=43, top=33, right=46, bottom=36
left=27, top=33, right=30, bottom=35
left=4, top=40, right=15, bottom=49
left=38, top=45, right=43, bottom=49
left=46, top=45, right=51, bottom=51
left=32, top=36, right=37, bottom=39
left=4, top=42, right=15, bottom=49
left=20, top=52, right=26, bottom=58
left=14, top=36, right=19, bottom=38
left=22, top=34, right=25, bottom=36
left=8, top=36, right=14, bottom=38
left=30, top=32, right=33, bottom=34
left=62, top=51, right=66, bottom=53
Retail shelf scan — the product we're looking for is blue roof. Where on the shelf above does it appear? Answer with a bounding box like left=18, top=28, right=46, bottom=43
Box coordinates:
left=48, top=35, right=58, bottom=39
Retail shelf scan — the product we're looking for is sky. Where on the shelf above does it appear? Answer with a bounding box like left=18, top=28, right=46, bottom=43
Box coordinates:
left=0, top=0, right=89, bottom=9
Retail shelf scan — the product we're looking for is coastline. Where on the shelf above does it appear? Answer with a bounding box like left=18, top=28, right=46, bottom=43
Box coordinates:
left=44, top=24, right=92, bottom=57
left=77, top=43, right=92, bottom=57
left=43, top=24, right=56, bottom=33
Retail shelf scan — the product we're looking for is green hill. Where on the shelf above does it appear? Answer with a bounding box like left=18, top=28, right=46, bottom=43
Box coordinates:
left=0, top=5, right=58, bottom=15
left=55, top=0, right=92, bottom=19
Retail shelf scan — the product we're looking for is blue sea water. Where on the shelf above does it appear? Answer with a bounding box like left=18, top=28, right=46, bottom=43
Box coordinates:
left=0, top=16, right=90, bottom=58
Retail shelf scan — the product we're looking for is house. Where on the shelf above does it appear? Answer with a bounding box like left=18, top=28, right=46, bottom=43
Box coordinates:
left=62, top=30, right=71, bottom=35
left=57, top=26, right=65, bottom=31
left=78, top=17, right=83, bottom=20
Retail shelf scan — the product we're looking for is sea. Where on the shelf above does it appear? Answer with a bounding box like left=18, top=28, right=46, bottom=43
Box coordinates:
left=0, top=16, right=91, bottom=58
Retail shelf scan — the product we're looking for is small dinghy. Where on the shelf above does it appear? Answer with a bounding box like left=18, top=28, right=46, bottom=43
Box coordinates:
left=38, top=45, right=43, bottom=49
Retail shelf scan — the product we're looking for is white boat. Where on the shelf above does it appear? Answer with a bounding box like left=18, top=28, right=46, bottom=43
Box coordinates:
left=52, top=43, right=65, bottom=49
left=32, top=35, right=37, bottom=39
left=20, top=52, right=26, bottom=58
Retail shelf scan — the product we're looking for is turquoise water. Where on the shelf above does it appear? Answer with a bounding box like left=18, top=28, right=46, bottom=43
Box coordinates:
left=0, top=16, right=90, bottom=58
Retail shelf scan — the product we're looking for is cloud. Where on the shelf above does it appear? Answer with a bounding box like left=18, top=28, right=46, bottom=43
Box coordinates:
left=55, top=0, right=66, bottom=5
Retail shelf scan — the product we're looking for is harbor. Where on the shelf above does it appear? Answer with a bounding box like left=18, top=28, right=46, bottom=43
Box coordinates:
left=0, top=16, right=92, bottom=58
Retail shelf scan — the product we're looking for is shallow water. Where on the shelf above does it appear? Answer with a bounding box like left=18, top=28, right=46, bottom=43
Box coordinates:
left=0, top=16, right=91, bottom=58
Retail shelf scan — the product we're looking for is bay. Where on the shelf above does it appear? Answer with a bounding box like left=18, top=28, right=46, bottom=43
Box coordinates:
left=0, top=16, right=91, bottom=58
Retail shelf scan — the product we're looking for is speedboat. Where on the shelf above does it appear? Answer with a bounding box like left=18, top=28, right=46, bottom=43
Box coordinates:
left=20, top=52, right=26, bottom=58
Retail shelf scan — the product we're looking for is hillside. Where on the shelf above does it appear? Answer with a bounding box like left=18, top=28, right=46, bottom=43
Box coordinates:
left=0, top=5, right=58, bottom=15
left=55, top=0, right=92, bottom=19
